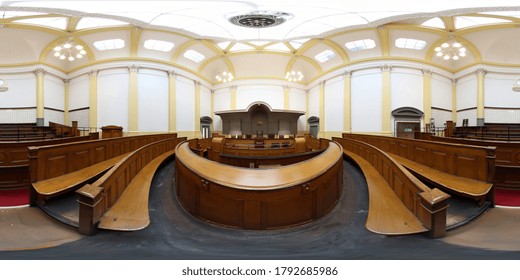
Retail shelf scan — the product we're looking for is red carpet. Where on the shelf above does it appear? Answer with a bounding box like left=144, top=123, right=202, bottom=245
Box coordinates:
left=495, top=189, right=520, bottom=207
left=0, top=188, right=30, bottom=207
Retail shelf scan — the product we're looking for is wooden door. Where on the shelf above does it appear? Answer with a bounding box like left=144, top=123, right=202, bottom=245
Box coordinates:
left=396, top=122, right=420, bottom=138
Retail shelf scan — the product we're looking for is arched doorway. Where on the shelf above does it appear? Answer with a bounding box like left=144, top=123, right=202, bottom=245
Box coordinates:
left=392, top=107, right=423, bottom=138
left=307, top=116, right=319, bottom=138
left=200, top=116, right=212, bottom=138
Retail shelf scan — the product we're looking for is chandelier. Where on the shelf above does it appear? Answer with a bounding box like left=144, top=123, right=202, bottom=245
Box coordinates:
left=434, top=37, right=466, bottom=61
left=285, top=70, right=303, bottom=82
left=215, top=71, right=233, bottom=83
left=53, top=36, right=86, bottom=62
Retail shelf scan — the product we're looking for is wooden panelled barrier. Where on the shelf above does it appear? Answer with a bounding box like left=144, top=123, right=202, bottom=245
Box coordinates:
left=76, top=137, right=185, bottom=235
left=175, top=140, right=343, bottom=230
left=29, top=133, right=178, bottom=204
left=0, top=135, right=95, bottom=190
left=342, top=133, right=496, bottom=184
left=417, top=133, right=520, bottom=190
left=219, top=150, right=323, bottom=168
left=333, top=137, right=450, bottom=238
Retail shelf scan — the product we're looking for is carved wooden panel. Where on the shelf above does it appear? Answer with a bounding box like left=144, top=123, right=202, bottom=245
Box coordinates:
left=199, top=190, right=244, bottom=228
left=412, top=146, right=428, bottom=166
left=45, top=155, right=67, bottom=179
left=454, top=155, right=479, bottom=179
left=72, top=150, right=90, bottom=171
left=392, top=173, right=404, bottom=201
left=263, top=194, right=314, bottom=229
left=430, top=151, right=449, bottom=173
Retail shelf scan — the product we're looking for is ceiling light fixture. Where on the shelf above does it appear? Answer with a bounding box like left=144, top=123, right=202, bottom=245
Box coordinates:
left=215, top=71, right=233, bottom=83
left=285, top=70, right=304, bottom=82
left=229, top=11, right=293, bottom=28
left=513, top=79, right=520, bottom=92
left=435, top=36, right=466, bottom=61
left=53, top=35, right=86, bottom=61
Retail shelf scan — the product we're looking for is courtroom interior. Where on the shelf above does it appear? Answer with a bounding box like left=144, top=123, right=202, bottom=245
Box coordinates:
left=1, top=1, right=520, bottom=260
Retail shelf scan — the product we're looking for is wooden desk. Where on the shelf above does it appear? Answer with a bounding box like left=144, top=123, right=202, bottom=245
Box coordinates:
left=175, top=140, right=343, bottom=229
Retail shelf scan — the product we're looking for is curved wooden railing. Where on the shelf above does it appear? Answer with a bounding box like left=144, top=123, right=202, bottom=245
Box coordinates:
left=333, top=137, right=450, bottom=238
left=76, top=137, right=186, bottom=235
left=175, top=139, right=343, bottom=230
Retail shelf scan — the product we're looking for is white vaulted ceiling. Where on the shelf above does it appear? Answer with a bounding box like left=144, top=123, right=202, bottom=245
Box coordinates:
left=1, top=1, right=520, bottom=82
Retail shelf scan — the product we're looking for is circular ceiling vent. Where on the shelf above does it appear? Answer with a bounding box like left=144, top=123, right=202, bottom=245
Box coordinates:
left=229, top=11, right=293, bottom=28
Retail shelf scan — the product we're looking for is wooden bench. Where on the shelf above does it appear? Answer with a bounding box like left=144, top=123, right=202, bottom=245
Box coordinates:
left=97, top=150, right=175, bottom=231
left=31, top=153, right=129, bottom=203
left=388, top=153, right=493, bottom=205
left=333, top=137, right=451, bottom=238
left=77, top=137, right=185, bottom=235
left=345, top=151, right=428, bottom=235
left=341, top=133, right=496, bottom=206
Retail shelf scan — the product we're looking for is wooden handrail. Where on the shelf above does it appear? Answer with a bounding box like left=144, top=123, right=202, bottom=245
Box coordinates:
left=76, top=137, right=185, bottom=235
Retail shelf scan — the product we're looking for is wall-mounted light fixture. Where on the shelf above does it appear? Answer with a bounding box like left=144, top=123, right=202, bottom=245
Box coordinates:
left=0, top=79, right=8, bottom=92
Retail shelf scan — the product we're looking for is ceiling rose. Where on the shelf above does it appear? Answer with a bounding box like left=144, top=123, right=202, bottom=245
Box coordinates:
left=229, top=11, right=293, bottom=28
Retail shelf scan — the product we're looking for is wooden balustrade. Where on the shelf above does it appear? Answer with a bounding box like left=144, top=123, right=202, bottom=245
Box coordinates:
left=333, top=137, right=450, bottom=238
left=175, top=140, right=343, bottom=230
left=76, top=137, right=185, bottom=235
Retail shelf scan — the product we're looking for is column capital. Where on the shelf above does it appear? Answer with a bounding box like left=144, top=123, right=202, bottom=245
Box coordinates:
left=452, top=78, right=458, bottom=85
left=230, top=85, right=237, bottom=91
left=283, top=85, right=290, bottom=91
left=319, top=80, right=326, bottom=86
left=89, top=69, right=99, bottom=77
left=476, top=68, right=487, bottom=76
left=33, top=68, right=46, bottom=77
left=343, top=70, right=352, bottom=77
left=194, top=80, right=201, bottom=86
left=422, top=68, right=432, bottom=75
left=128, top=64, right=140, bottom=73
left=380, top=64, right=392, bottom=72
left=167, top=70, right=177, bottom=77
left=63, top=79, right=70, bottom=84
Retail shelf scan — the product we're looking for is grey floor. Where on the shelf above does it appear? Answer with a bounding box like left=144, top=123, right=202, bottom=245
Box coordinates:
left=0, top=158, right=519, bottom=260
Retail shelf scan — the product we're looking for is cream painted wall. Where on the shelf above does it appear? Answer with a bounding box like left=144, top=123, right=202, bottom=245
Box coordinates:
left=68, top=75, right=90, bottom=127
left=431, top=75, right=453, bottom=110
left=137, top=69, right=169, bottom=132
left=308, top=85, right=320, bottom=119
left=43, top=75, right=65, bottom=125
left=484, top=73, right=520, bottom=123
left=0, top=73, right=36, bottom=107
left=200, top=86, right=212, bottom=119
left=390, top=68, right=423, bottom=111
left=456, top=75, right=477, bottom=126
left=97, top=69, right=129, bottom=131
left=175, top=76, right=195, bottom=133
left=289, top=88, right=307, bottom=132
left=324, top=76, right=344, bottom=133
left=212, top=88, right=231, bottom=132
left=236, top=85, right=284, bottom=110
left=351, top=69, right=382, bottom=132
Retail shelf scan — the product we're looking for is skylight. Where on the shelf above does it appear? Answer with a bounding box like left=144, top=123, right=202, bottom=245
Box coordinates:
left=13, top=17, right=67, bottom=30
left=183, top=50, right=205, bottom=63
left=455, top=16, right=511, bottom=29
left=143, top=39, right=175, bottom=52
left=395, top=38, right=427, bottom=50
left=345, top=39, right=376, bottom=51
left=421, top=17, right=445, bottom=29
left=93, top=39, right=125, bottom=51
left=76, top=17, right=128, bottom=30
left=315, top=49, right=335, bottom=63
